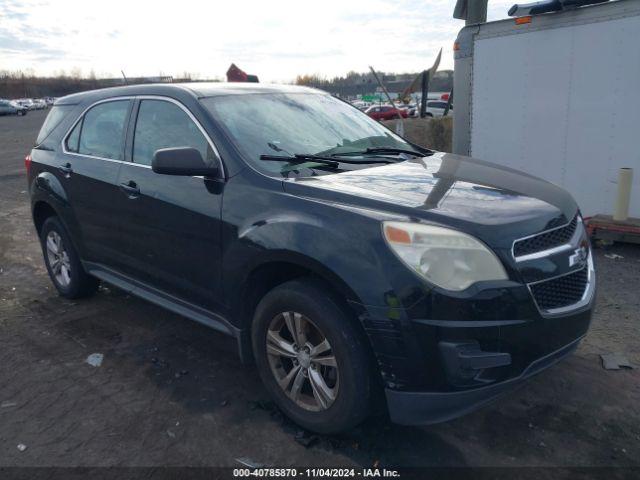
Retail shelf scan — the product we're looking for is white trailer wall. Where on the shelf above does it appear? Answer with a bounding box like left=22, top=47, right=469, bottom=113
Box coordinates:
left=467, top=3, right=640, bottom=218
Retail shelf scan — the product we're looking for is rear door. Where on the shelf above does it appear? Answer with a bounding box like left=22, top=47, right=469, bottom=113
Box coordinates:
left=114, top=97, right=225, bottom=312
left=60, top=98, right=133, bottom=268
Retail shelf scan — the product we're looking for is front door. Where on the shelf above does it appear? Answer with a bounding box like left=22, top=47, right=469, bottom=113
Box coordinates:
left=114, top=97, right=225, bottom=313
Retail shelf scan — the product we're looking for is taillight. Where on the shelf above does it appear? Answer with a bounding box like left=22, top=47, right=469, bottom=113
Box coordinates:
left=25, top=154, right=32, bottom=175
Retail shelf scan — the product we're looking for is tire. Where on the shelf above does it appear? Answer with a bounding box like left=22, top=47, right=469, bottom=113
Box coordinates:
left=40, top=216, right=99, bottom=299
left=252, top=279, right=372, bottom=434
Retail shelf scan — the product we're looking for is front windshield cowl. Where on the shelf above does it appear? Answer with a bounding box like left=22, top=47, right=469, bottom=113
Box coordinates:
left=201, top=92, right=421, bottom=178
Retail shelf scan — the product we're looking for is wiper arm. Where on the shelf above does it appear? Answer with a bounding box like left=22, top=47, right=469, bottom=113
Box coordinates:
left=259, top=153, right=395, bottom=165
left=260, top=154, right=340, bottom=168
left=333, top=147, right=424, bottom=157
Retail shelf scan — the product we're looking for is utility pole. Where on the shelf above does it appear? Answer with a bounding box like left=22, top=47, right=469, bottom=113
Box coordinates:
left=419, top=71, right=429, bottom=118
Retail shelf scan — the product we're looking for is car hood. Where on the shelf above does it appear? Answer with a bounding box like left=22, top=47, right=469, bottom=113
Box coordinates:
left=282, top=152, right=578, bottom=248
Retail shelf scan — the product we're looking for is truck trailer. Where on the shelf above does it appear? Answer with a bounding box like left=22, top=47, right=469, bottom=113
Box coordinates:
left=453, top=0, right=640, bottom=219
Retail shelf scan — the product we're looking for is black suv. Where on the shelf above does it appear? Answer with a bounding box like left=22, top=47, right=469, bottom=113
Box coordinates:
left=27, top=83, right=595, bottom=433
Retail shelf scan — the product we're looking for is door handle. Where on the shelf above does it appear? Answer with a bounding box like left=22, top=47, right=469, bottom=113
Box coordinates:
left=119, top=181, right=140, bottom=197
left=58, top=163, right=73, bottom=176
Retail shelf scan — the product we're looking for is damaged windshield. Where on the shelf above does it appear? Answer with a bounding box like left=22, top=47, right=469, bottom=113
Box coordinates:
left=201, top=92, right=421, bottom=177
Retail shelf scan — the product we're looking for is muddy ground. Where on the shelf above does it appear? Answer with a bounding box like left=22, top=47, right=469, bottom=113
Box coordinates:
left=0, top=111, right=638, bottom=474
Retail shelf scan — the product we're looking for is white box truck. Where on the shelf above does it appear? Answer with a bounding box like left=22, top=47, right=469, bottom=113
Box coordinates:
left=453, top=0, right=640, bottom=218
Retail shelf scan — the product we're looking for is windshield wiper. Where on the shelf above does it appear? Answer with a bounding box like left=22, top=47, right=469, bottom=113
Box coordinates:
left=260, top=154, right=340, bottom=168
left=332, top=147, right=425, bottom=157
left=259, top=154, right=396, bottom=165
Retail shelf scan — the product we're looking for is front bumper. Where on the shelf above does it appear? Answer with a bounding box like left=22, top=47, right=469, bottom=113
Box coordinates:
left=356, top=228, right=595, bottom=425
left=385, top=335, right=582, bottom=425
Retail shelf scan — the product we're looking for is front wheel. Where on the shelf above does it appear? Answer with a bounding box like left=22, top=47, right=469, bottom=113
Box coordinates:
left=252, top=279, right=373, bottom=434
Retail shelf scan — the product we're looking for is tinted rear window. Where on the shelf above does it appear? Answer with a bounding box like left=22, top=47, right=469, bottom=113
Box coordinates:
left=36, top=105, right=74, bottom=144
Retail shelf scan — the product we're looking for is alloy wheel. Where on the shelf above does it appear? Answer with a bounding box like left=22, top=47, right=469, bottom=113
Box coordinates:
left=46, top=231, right=72, bottom=287
left=266, top=311, right=339, bottom=411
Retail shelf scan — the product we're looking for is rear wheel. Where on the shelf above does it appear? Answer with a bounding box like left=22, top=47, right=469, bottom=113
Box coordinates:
left=252, top=279, right=372, bottom=434
left=40, top=216, right=99, bottom=299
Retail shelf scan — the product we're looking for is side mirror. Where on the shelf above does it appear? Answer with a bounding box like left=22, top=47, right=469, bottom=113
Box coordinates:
left=152, top=147, right=220, bottom=177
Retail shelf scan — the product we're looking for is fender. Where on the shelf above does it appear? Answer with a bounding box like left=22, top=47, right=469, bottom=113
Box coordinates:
left=241, top=249, right=364, bottom=303
left=34, top=171, right=69, bottom=205
left=224, top=211, right=414, bottom=369
left=31, top=173, right=86, bottom=258
left=222, top=208, right=397, bottom=317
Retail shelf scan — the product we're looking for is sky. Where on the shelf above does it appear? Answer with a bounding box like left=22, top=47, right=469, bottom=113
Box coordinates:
left=0, top=0, right=515, bottom=82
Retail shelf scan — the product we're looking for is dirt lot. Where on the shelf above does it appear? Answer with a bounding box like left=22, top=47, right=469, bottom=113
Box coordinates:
left=0, top=111, right=639, bottom=474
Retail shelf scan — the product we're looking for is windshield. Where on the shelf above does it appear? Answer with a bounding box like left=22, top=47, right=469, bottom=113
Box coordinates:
left=201, top=92, right=416, bottom=176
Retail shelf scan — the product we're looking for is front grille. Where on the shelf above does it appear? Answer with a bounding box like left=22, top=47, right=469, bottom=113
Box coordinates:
left=529, top=265, right=589, bottom=311
left=513, top=216, right=578, bottom=258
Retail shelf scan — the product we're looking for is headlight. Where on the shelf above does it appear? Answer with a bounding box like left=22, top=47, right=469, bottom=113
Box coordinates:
left=382, top=221, right=508, bottom=291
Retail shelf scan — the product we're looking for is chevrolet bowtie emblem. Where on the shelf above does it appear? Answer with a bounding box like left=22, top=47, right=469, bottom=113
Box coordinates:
left=569, top=246, right=588, bottom=268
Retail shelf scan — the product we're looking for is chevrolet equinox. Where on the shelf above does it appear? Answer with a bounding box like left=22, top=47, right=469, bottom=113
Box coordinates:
left=27, top=83, right=595, bottom=433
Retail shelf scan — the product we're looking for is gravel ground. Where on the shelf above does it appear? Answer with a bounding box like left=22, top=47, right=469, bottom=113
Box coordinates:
left=0, top=110, right=638, bottom=473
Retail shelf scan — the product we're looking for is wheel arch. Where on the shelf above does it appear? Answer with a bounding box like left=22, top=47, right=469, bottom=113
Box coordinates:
left=32, top=199, right=86, bottom=263
left=233, top=253, right=377, bottom=366
left=33, top=200, right=60, bottom=235
left=235, top=253, right=366, bottom=330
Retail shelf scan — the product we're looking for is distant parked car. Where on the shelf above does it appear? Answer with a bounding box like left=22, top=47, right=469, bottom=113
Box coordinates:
left=33, top=99, right=48, bottom=110
left=350, top=100, right=371, bottom=111
left=16, top=99, right=36, bottom=110
left=10, top=100, right=29, bottom=115
left=0, top=99, right=27, bottom=116
left=403, top=100, right=452, bottom=118
left=425, top=100, right=452, bottom=117
left=365, top=105, right=408, bottom=121
left=399, top=103, right=418, bottom=117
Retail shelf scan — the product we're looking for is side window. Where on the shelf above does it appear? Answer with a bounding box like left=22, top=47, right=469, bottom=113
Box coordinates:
left=133, top=100, right=215, bottom=166
left=65, top=120, right=82, bottom=153
left=37, top=105, right=74, bottom=144
left=77, top=101, right=129, bottom=160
